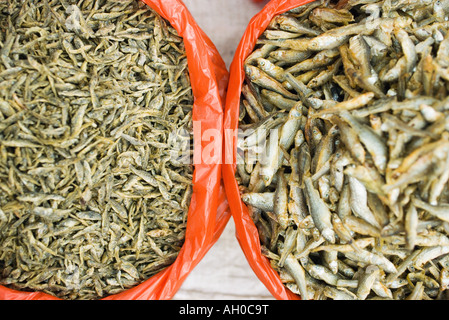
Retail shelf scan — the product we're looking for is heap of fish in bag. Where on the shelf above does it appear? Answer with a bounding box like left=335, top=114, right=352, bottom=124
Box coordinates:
left=237, top=0, right=449, bottom=300
left=0, top=0, right=193, bottom=299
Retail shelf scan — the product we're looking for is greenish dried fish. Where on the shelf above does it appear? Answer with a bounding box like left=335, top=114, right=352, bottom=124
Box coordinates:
left=0, top=0, right=193, bottom=300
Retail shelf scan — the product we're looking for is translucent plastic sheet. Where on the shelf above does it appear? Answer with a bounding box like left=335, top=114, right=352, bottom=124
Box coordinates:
left=0, top=0, right=231, bottom=300
left=223, top=0, right=316, bottom=300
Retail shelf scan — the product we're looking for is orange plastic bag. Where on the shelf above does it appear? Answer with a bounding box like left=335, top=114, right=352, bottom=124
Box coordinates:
left=223, top=0, right=316, bottom=300
left=0, top=0, right=230, bottom=300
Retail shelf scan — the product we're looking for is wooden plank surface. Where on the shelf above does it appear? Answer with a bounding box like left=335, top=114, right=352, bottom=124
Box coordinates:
left=172, top=0, right=275, bottom=300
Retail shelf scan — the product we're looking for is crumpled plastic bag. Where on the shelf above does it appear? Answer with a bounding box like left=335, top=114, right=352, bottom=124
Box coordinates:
left=223, top=0, right=316, bottom=300
left=0, top=0, right=231, bottom=300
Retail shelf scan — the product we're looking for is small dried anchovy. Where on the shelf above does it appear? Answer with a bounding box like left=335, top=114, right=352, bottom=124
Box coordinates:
left=238, top=0, right=449, bottom=300
left=0, top=0, right=193, bottom=300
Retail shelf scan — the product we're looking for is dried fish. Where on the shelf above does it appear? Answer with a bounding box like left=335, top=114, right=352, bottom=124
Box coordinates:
left=0, top=0, right=193, bottom=300
left=238, top=0, right=449, bottom=300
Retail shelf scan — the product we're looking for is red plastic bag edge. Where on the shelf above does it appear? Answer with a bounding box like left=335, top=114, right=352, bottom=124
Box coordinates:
left=223, top=0, right=317, bottom=300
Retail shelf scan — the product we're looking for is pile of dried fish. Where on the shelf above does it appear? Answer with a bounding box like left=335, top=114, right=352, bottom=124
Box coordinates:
left=0, top=0, right=194, bottom=299
left=237, top=0, right=449, bottom=300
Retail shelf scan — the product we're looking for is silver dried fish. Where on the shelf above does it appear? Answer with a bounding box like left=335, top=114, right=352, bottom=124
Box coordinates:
left=238, top=0, right=449, bottom=300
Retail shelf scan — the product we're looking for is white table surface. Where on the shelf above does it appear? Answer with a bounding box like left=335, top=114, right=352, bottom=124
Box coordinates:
left=172, top=0, right=275, bottom=300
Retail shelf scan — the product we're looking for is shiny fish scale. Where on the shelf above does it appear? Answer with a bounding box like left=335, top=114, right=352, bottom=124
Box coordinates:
left=0, top=0, right=193, bottom=300
left=238, top=0, right=449, bottom=300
